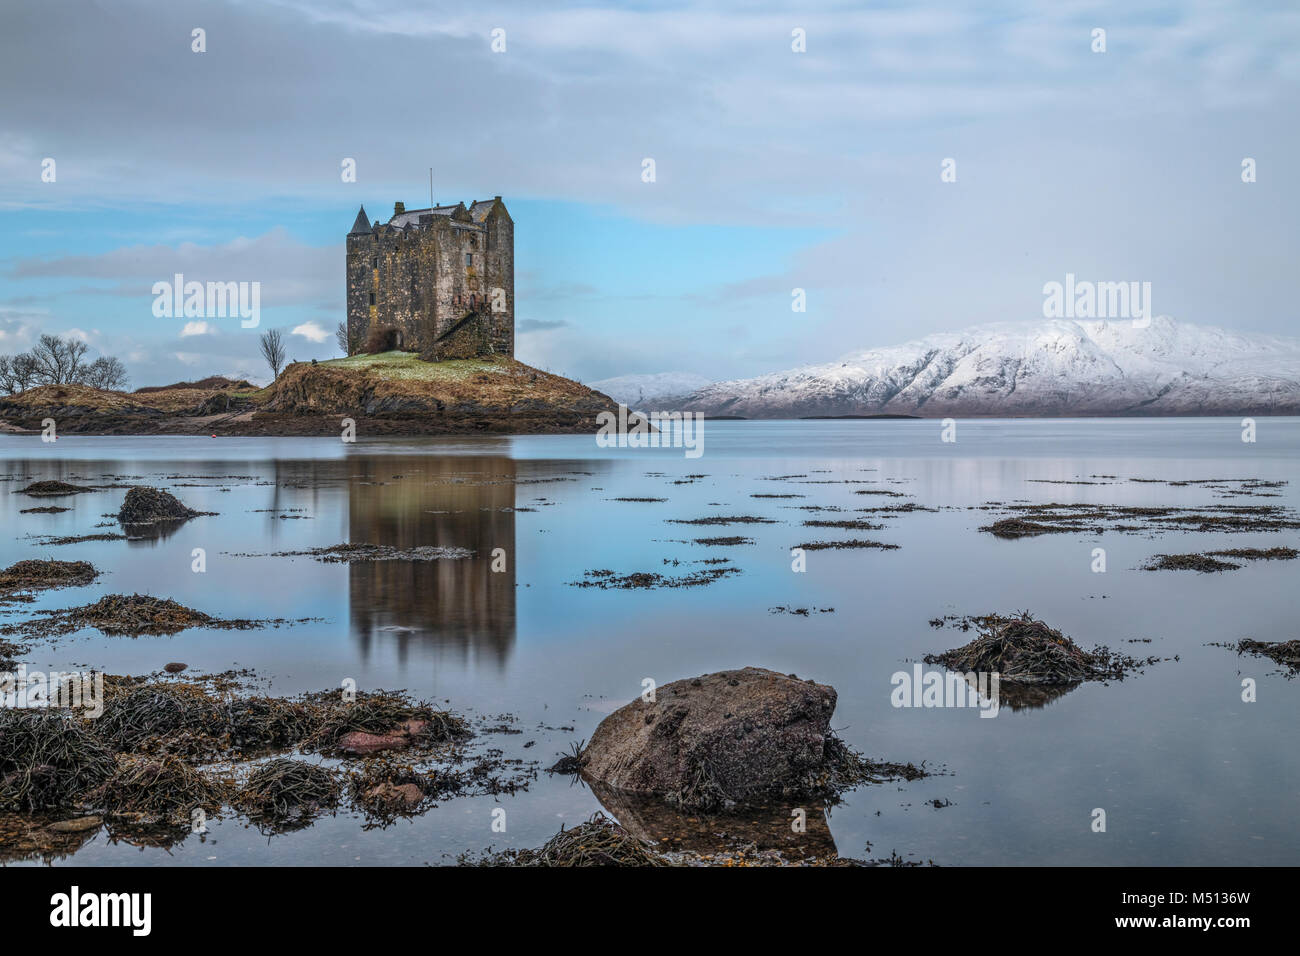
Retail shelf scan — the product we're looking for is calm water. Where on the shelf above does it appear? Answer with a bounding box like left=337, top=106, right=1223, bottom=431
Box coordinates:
left=2, top=418, right=1298, bottom=866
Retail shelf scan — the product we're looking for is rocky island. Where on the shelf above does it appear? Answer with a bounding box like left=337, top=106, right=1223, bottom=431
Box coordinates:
left=0, top=351, right=617, bottom=437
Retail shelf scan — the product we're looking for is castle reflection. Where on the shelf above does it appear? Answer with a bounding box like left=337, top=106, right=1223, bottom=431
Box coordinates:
left=260, top=453, right=519, bottom=670
left=343, top=455, right=518, bottom=668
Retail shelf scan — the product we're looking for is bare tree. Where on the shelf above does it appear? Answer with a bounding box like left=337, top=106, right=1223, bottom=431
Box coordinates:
left=1, top=340, right=129, bottom=394
left=0, top=352, right=43, bottom=393
left=13, top=353, right=41, bottom=392
left=30, top=334, right=89, bottom=385
left=336, top=321, right=350, bottom=355
left=259, top=329, right=287, bottom=381
left=79, top=356, right=130, bottom=391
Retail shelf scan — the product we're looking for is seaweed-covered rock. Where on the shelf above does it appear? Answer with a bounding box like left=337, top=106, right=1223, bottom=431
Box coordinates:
left=925, top=612, right=1110, bottom=685
left=117, top=486, right=201, bottom=524
left=579, top=667, right=840, bottom=811
left=15, top=480, right=93, bottom=498
left=0, top=560, right=97, bottom=602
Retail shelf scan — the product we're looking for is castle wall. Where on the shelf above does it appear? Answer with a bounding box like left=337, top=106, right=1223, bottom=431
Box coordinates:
left=483, top=212, right=514, bottom=355
left=346, top=199, right=514, bottom=358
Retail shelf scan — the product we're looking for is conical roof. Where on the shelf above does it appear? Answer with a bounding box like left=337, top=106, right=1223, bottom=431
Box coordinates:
left=349, top=205, right=371, bottom=235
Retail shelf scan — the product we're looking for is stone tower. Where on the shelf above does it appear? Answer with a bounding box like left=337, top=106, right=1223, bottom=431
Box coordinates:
left=345, top=197, right=514, bottom=359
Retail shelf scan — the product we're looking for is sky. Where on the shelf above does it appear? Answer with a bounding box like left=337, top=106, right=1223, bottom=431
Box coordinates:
left=0, top=0, right=1297, bottom=388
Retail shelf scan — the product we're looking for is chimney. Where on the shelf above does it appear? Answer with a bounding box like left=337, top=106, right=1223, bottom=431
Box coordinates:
left=394, top=201, right=405, bottom=215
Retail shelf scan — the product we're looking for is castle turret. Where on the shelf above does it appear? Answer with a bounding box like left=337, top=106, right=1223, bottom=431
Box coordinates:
left=349, top=205, right=371, bottom=235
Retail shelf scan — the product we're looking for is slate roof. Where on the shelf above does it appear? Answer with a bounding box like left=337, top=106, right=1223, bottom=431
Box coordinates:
left=349, top=205, right=371, bottom=235
left=388, top=204, right=464, bottom=228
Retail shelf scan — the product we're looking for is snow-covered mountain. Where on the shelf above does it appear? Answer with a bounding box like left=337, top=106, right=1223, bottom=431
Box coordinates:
left=588, top=371, right=714, bottom=410
left=667, top=317, right=1300, bottom=417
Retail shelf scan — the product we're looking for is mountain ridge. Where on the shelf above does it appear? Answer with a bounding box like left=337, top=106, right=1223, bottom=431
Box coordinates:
left=627, top=317, right=1300, bottom=417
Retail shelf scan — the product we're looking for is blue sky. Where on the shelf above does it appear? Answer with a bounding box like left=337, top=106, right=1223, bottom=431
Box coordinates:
left=1, top=0, right=1297, bottom=387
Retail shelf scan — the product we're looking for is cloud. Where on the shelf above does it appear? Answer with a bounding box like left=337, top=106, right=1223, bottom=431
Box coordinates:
left=517, top=318, right=569, bottom=333
left=292, top=320, right=331, bottom=343
left=0, top=0, right=1297, bottom=384
left=1, top=0, right=1294, bottom=223
left=5, top=227, right=336, bottom=309
left=180, top=321, right=213, bottom=337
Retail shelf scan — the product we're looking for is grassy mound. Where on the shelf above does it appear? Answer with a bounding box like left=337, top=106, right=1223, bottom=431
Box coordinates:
left=3, top=384, right=146, bottom=413
left=135, top=376, right=254, bottom=394
left=263, top=352, right=614, bottom=419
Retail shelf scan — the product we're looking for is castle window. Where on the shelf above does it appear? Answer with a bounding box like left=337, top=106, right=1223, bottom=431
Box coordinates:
left=465, top=253, right=472, bottom=267
left=371, top=257, right=378, bottom=268
left=368, top=293, right=375, bottom=305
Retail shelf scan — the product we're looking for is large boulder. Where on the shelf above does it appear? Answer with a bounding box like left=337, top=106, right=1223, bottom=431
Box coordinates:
left=580, top=667, right=839, bottom=811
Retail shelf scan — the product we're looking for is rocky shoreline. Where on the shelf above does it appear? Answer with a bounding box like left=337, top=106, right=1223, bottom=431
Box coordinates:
left=0, top=353, right=617, bottom=437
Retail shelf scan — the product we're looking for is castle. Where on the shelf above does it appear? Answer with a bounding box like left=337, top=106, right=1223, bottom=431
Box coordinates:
left=345, top=197, right=513, bottom=359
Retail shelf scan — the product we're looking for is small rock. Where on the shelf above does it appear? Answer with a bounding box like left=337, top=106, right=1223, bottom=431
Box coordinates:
left=337, top=720, right=427, bottom=755
left=365, top=782, right=423, bottom=808
left=163, top=662, right=188, bottom=673
left=338, top=730, right=408, bottom=755
left=49, top=815, right=103, bottom=833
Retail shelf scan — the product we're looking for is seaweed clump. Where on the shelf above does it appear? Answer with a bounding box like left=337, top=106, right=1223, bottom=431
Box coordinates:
left=1143, top=553, right=1241, bottom=573
left=571, top=566, right=740, bottom=589
left=237, top=759, right=340, bottom=825
left=481, top=813, right=671, bottom=867
left=1, top=593, right=277, bottom=641
left=298, top=688, right=470, bottom=754
left=1231, top=638, right=1300, bottom=677
left=0, top=711, right=117, bottom=811
left=57, top=594, right=217, bottom=636
left=15, top=481, right=94, bottom=497
left=1143, top=548, right=1298, bottom=573
left=925, top=611, right=1152, bottom=685
left=91, top=754, right=232, bottom=824
left=96, top=683, right=229, bottom=754
left=0, top=559, right=98, bottom=603
left=117, top=486, right=207, bottom=525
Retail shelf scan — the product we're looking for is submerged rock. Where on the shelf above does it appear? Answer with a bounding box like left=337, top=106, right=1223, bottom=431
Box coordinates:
left=580, top=667, right=850, bottom=811
left=337, top=719, right=430, bottom=755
